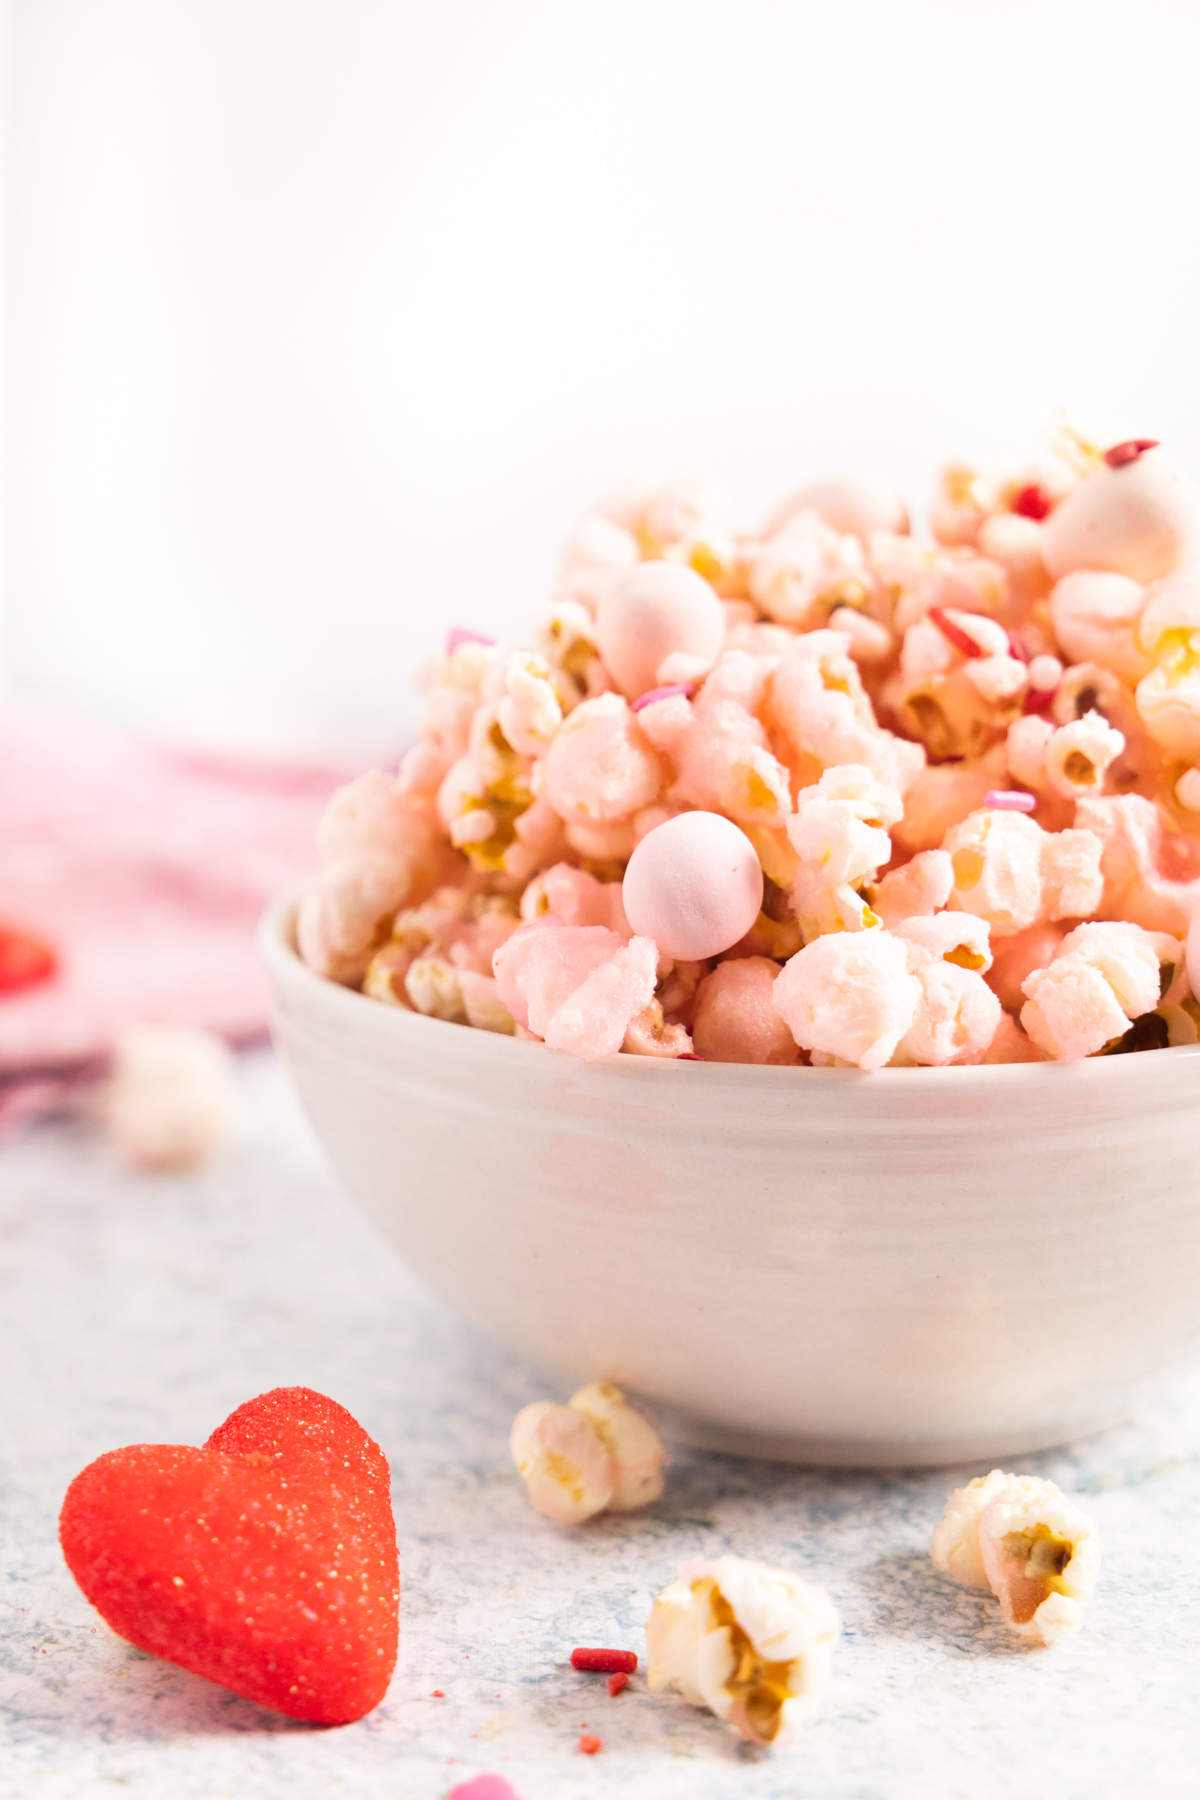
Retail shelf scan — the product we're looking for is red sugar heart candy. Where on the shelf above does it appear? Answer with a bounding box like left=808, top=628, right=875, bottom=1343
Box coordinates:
left=59, top=1386, right=399, bottom=1724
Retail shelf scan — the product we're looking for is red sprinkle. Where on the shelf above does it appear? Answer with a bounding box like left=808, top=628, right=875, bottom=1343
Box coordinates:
left=432, top=1689, right=445, bottom=1698
left=677, top=1052, right=708, bottom=1061
left=571, top=1648, right=638, bottom=1675
left=0, top=924, right=57, bottom=995
left=928, top=606, right=984, bottom=659
left=630, top=682, right=693, bottom=713
left=579, top=1735, right=602, bottom=1756
left=983, top=788, right=1037, bottom=813
left=607, top=1672, right=629, bottom=1696
left=1005, top=630, right=1029, bottom=663
left=1010, top=483, right=1053, bottom=521
left=1023, top=687, right=1054, bottom=715
left=1104, top=439, right=1159, bottom=469
left=446, top=627, right=498, bottom=656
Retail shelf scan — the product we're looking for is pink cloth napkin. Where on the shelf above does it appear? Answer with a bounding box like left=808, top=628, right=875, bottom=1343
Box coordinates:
left=0, top=706, right=368, bottom=1076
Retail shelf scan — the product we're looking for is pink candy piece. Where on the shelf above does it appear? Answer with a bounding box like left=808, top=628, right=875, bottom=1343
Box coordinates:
left=623, top=812, right=764, bottom=961
left=445, top=627, right=498, bottom=655
left=630, top=683, right=694, bottom=713
left=447, top=1778, right=523, bottom=1800
left=983, top=789, right=1037, bottom=813
left=596, top=562, right=725, bottom=700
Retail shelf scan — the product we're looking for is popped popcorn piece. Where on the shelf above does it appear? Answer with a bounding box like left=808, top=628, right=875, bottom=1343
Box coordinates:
left=985, top=922, right=1067, bottom=1013
left=942, top=808, right=1103, bottom=936
left=104, top=1026, right=235, bottom=1172
left=495, top=653, right=564, bottom=758
left=510, top=1384, right=665, bottom=1522
left=622, top=1000, right=693, bottom=1058
left=769, top=629, right=925, bottom=795
left=492, top=922, right=658, bottom=1059
left=773, top=929, right=918, bottom=1070
left=1075, top=793, right=1200, bottom=936
left=1040, top=711, right=1126, bottom=801
left=891, top=752, right=1004, bottom=857
left=508, top=1402, right=614, bottom=1524
left=596, top=561, right=725, bottom=700
left=870, top=849, right=955, bottom=926
left=894, top=952, right=1002, bottom=1066
left=930, top=1469, right=1015, bottom=1589
left=540, top=693, right=664, bottom=826
left=978, top=1477, right=1101, bottom=1645
left=1049, top=570, right=1152, bottom=686
left=766, top=473, right=909, bottom=542
left=787, top=764, right=903, bottom=942
left=661, top=655, right=794, bottom=828
left=458, top=971, right=517, bottom=1035
left=691, top=958, right=799, bottom=1064
left=1019, top=923, right=1175, bottom=1061
left=569, top=1383, right=665, bottom=1511
left=519, top=863, right=630, bottom=936
left=623, top=812, right=763, bottom=961
left=645, top=1556, right=839, bottom=1747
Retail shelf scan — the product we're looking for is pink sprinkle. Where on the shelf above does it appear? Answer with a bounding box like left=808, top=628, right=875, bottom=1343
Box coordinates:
left=631, top=682, right=693, bottom=713
left=984, top=788, right=1037, bottom=813
left=446, top=627, right=498, bottom=656
left=677, top=1052, right=708, bottom=1061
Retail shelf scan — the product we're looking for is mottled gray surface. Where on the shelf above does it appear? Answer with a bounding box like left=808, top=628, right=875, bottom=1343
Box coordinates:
left=3, top=1052, right=1200, bottom=1800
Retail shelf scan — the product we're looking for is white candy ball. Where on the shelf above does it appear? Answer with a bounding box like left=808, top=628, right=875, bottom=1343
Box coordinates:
left=766, top=473, right=909, bottom=540
left=622, top=811, right=763, bottom=960
left=596, top=561, right=725, bottom=700
left=1041, top=448, right=1200, bottom=584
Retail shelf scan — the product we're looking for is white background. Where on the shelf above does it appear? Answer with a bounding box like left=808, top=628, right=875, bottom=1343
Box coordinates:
left=5, top=0, right=1200, bottom=756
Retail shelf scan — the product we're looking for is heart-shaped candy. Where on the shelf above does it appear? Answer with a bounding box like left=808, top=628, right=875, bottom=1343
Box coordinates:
left=59, top=1386, right=399, bottom=1723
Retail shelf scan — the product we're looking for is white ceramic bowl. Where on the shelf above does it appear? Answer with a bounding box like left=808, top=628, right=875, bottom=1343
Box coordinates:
left=262, top=895, right=1200, bottom=1467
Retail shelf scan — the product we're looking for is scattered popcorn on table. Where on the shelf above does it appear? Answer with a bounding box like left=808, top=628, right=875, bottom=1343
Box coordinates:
left=297, top=432, right=1200, bottom=1066
left=509, top=1383, right=665, bottom=1523
left=103, top=1026, right=236, bottom=1171
left=646, top=1556, right=840, bottom=1747
left=931, top=1470, right=1101, bottom=1645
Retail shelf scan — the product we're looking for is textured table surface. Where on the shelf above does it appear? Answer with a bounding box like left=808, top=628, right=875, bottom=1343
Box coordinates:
left=4, top=1051, right=1200, bottom=1800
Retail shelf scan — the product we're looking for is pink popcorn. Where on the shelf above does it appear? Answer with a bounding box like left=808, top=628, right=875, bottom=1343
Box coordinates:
left=985, top=921, right=1067, bottom=1013
left=540, top=693, right=663, bottom=825
left=397, top=684, right=478, bottom=797
left=894, top=910, right=992, bottom=972
left=492, top=920, right=658, bottom=1059
left=1075, top=793, right=1200, bottom=936
left=894, top=954, right=1001, bottom=1066
left=495, top=653, right=564, bottom=757
left=622, top=1001, right=693, bottom=1058
left=787, top=764, right=903, bottom=941
left=773, top=929, right=918, bottom=1069
left=569, top=1381, right=666, bottom=1511
left=509, top=1401, right=615, bottom=1524
left=519, top=863, right=630, bottom=936
left=942, top=808, right=1103, bottom=937
left=1049, top=570, right=1152, bottom=686
left=692, top=958, right=800, bottom=1065
left=871, top=849, right=955, bottom=926
left=766, top=473, right=909, bottom=542
left=668, top=655, right=794, bottom=828
left=623, top=812, right=763, bottom=960
left=891, top=757, right=1002, bottom=856
left=977, top=1478, right=1101, bottom=1646
left=595, top=561, right=725, bottom=701
left=1019, top=922, right=1174, bottom=1061
left=750, top=511, right=870, bottom=631
left=769, top=630, right=925, bottom=795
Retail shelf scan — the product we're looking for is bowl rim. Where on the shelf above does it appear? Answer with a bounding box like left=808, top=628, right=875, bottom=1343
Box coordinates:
left=259, top=887, right=1200, bottom=1087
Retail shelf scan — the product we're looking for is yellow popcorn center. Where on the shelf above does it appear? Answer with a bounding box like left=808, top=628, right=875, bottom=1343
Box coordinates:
left=542, top=1450, right=586, bottom=1507
left=944, top=944, right=986, bottom=971
left=1061, top=750, right=1098, bottom=786
left=457, top=723, right=535, bottom=870
left=737, top=766, right=780, bottom=815
left=952, top=848, right=985, bottom=891
left=999, top=1523, right=1076, bottom=1622
left=1154, top=627, right=1200, bottom=685
left=703, top=1583, right=794, bottom=1746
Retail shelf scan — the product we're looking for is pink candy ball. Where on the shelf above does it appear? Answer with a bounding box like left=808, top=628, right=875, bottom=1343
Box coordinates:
left=622, top=811, right=763, bottom=960
left=596, top=561, right=725, bottom=700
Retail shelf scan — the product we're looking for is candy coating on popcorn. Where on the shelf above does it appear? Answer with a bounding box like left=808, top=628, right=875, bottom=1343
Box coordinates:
left=297, top=431, right=1200, bottom=1066
left=646, top=1555, right=839, bottom=1747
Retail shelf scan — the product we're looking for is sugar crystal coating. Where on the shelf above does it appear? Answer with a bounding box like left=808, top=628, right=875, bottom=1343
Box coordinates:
left=58, top=1387, right=399, bottom=1724
left=296, top=434, right=1200, bottom=1066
